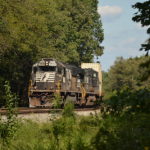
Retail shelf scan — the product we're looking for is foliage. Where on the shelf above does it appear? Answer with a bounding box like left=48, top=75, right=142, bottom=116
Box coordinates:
left=0, top=112, right=149, bottom=150
left=103, top=56, right=150, bottom=95
left=92, top=113, right=150, bottom=150
left=62, top=100, right=75, bottom=118
left=139, top=57, right=150, bottom=80
left=102, top=56, right=150, bottom=115
left=132, top=0, right=150, bottom=54
left=0, top=0, right=104, bottom=106
left=104, top=88, right=150, bottom=115
left=102, top=71, right=109, bottom=98
left=0, top=81, right=18, bottom=146
left=52, top=93, right=62, bottom=109
left=0, top=92, right=149, bottom=149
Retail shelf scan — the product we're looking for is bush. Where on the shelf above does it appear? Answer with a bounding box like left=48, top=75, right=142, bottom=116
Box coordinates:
left=53, top=93, right=62, bottom=109
left=0, top=81, right=18, bottom=147
left=104, top=88, right=150, bottom=115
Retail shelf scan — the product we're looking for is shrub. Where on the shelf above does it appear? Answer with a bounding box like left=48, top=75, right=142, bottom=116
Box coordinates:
left=0, top=81, right=18, bottom=146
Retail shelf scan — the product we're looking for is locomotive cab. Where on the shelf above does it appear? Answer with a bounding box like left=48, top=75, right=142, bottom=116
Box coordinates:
left=31, top=59, right=58, bottom=91
left=30, top=58, right=72, bottom=93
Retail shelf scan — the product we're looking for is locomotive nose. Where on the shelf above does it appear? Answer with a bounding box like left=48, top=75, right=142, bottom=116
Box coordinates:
left=35, top=72, right=56, bottom=90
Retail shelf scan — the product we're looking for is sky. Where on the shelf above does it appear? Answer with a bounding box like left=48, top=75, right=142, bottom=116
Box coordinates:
left=97, top=0, right=148, bottom=71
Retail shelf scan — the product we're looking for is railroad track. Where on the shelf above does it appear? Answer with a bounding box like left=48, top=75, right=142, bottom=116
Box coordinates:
left=0, top=107, right=100, bottom=115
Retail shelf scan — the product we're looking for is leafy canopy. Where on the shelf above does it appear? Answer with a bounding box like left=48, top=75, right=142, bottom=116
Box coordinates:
left=132, top=0, right=150, bottom=54
left=0, top=0, right=104, bottom=106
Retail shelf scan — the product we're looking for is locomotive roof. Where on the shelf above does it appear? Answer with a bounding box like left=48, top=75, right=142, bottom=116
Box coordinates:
left=34, top=58, right=66, bottom=67
left=65, top=64, right=84, bottom=76
left=34, top=58, right=98, bottom=75
left=84, top=68, right=98, bottom=73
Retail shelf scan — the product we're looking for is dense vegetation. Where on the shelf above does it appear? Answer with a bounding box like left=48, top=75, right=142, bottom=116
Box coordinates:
left=132, top=0, right=150, bottom=54
left=102, top=56, right=150, bottom=113
left=100, top=56, right=150, bottom=149
left=103, top=56, right=150, bottom=95
left=0, top=55, right=149, bottom=149
left=13, top=113, right=150, bottom=150
left=0, top=0, right=150, bottom=149
left=0, top=102, right=150, bottom=150
left=0, top=0, right=104, bottom=106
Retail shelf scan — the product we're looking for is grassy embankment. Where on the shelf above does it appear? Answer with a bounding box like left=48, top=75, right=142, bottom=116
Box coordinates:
left=0, top=102, right=149, bottom=150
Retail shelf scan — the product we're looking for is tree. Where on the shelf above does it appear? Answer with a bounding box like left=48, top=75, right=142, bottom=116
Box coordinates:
left=132, top=0, right=150, bottom=55
left=103, top=56, right=150, bottom=114
left=53, top=0, right=104, bottom=64
left=104, top=56, right=150, bottom=94
left=0, top=0, right=104, bottom=106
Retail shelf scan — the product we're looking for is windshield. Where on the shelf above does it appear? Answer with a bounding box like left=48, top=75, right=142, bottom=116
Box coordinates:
left=39, top=66, right=56, bottom=72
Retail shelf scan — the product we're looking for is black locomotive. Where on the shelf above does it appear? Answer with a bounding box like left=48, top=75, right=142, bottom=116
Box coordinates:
left=28, top=58, right=102, bottom=107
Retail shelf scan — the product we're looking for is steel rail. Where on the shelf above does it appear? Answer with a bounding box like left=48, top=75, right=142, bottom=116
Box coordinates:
left=0, top=107, right=100, bottom=115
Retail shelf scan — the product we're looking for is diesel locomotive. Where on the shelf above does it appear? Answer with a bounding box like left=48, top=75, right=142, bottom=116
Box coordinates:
left=28, top=58, right=102, bottom=107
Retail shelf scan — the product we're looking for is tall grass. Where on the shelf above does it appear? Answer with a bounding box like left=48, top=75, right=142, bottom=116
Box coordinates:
left=0, top=112, right=149, bottom=149
left=0, top=96, right=149, bottom=150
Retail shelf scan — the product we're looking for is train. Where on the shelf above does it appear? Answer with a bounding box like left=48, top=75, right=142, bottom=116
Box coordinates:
left=28, top=58, right=102, bottom=108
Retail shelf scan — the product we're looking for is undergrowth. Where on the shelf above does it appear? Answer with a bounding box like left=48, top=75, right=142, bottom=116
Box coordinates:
left=0, top=92, right=149, bottom=150
left=0, top=108, right=149, bottom=150
left=0, top=81, right=18, bottom=149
